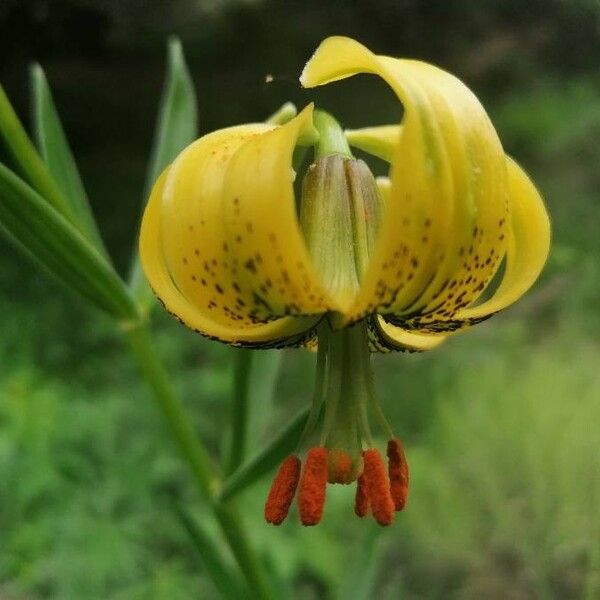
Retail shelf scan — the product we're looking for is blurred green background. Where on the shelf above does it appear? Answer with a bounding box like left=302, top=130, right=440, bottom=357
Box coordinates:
left=1, top=1, right=600, bottom=598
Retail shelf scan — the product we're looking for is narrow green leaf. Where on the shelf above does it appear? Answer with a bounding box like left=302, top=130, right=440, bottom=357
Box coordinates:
left=336, top=527, right=384, bottom=600
left=218, top=408, right=309, bottom=503
left=0, top=163, right=138, bottom=320
left=129, top=36, right=198, bottom=312
left=30, top=64, right=109, bottom=257
left=0, top=84, right=77, bottom=224
left=174, top=505, right=247, bottom=600
left=143, top=37, right=198, bottom=197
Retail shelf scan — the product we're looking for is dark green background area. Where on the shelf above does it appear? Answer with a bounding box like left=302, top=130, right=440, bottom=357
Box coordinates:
left=1, top=1, right=600, bottom=599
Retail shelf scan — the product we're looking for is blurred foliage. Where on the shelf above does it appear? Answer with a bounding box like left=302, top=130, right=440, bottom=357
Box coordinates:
left=398, top=334, right=600, bottom=600
left=2, top=1, right=600, bottom=599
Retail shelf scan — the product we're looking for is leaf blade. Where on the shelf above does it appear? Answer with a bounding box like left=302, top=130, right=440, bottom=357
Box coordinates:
left=129, top=36, right=198, bottom=312
left=144, top=36, right=198, bottom=196
left=336, top=527, right=385, bottom=600
left=219, top=408, right=308, bottom=503
left=0, top=84, right=76, bottom=223
left=0, top=163, right=137, bottom=319
left=30, top=63, right=109, bottom=257
left=174, top=505, right=248, bottom=600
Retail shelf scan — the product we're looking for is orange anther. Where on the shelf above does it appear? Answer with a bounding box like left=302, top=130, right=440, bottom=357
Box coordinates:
left=354, top=473, right=369, bottom=517
left=264, top=455, right=301, bottom=525
left=298, top=446, right=328, bottom=526
left=362, top=449, right=395, bottom=526
left=387, top=438, right=409, bottom=511
left=327, top=448, right=354, bottom=484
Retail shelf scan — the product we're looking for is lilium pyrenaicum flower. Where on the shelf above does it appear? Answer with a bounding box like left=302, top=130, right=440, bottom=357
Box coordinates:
left=139, top=36, right=550, bottom=526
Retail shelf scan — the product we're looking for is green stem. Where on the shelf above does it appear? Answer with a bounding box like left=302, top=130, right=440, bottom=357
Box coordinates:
left=349, top=323, right=374, bottom=447
left=319, top=323, right=344, bottom=447
left=124, top=322, right=273, bottom=600
left=313, top=110, right=353, bottom=159
left=225, top=349, right=253, bottom=476
left=363, top=337, right=394, bottom=441
left=125, top=322, right=215, bottom=497
left=297, top=326, right=327, bottom=450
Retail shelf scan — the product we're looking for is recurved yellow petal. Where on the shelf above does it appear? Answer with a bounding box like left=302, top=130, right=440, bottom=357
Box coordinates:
left=454, top=157, right=550, bottom=321
left=302, top=36, right=509, bottom=328
left=382, top=156, right=550, bottom=333
left=367, top=315, right=448, bottom=352
left=346, top=126, right=550, bottom=333
left=139, top=110, right=326, bottom=346
left=220, top=104, right=340, bottom=318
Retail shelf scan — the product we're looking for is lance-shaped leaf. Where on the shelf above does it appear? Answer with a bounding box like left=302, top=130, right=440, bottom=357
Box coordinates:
left=129, top=36, right=198, bottom=313
left=0, top=163, right=138, bottom=320
left=30, top=64, right=109, bottom=257
left=218, top=408, right=308, bottom=502
left=336, top=528, right=385, bottom=600
left=0, top=84, right=76, bottom=225
left=174, top=505, right=247, bottom=600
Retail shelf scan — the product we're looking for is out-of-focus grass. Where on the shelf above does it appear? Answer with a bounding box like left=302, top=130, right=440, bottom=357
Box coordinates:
left=3, top=308, right=600, bottom=599
left=0, top=364, right=205, bottom=598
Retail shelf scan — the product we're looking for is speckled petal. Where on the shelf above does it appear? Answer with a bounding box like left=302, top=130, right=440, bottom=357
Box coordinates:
left=453, top=157, right=550, bottom=323
left=302, top=36, right=509, bottom=328
left=220, top=105, right=341, bottom=319
left=366, top=315, right=448, bottom=353
left=383, top=157, right=550, bottom=333
left=139, top=114, right=325, bottom=346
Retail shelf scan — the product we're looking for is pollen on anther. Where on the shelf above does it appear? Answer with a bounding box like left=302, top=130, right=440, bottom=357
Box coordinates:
left=362, top=449, right=395, bottom=526
left=298, top=447, right=328, bottom=526
left=264, top=455, right=301, bottom=525
left=387, top=438, right=409, bottom=511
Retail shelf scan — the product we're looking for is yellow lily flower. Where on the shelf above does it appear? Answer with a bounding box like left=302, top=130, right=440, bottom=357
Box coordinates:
left=139, top=36, right=550, bottom=527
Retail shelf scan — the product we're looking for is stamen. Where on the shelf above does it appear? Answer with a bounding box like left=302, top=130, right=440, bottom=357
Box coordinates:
left=298, top=446, right=328, bottom=526
left=327, top=448, right=354, bottom=484
left=354, top=473, right=369, bottom=517
left=264, top=455, right=301, bottom=525
left=362, top=449, right=395, bottom=526
left=387, top=438, right=409, bottom=511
